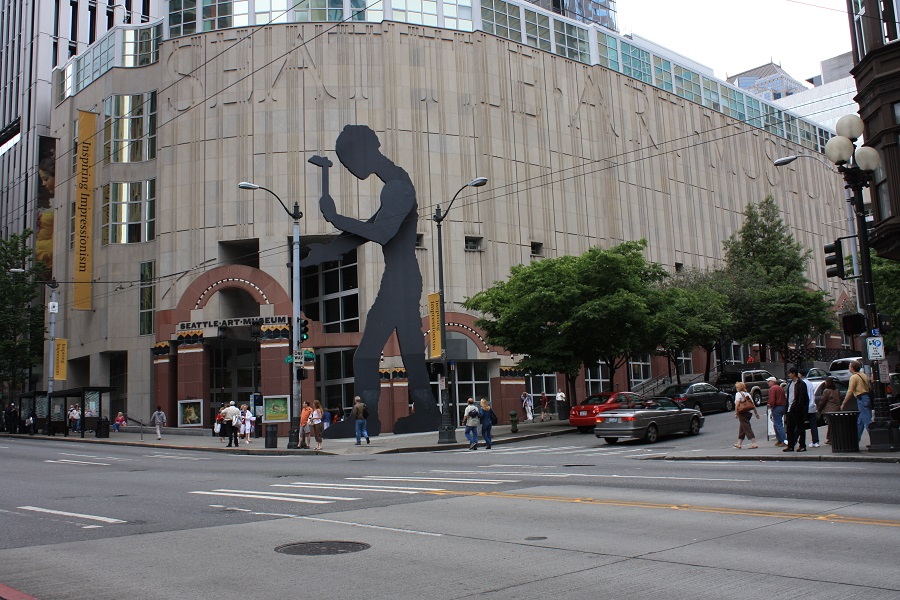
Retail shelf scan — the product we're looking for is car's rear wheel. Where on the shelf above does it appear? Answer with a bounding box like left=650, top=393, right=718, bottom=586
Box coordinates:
left=644, top=424, right=659, bottom=443
left=753, top=391, right=762, bottom=406
left=692, top=402, right=702, bottom=413
left=577, top=426, right=593, bottom=434
left=604, top=437, right=619, bottom=445
left=724, top=398, right=735, bottom=412
left=688, top=417, right=701, bottom=435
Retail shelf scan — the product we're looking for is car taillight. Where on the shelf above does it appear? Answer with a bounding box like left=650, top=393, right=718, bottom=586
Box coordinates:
left=674, top=397, right=687, bottom=403
left=621, top=416, right=636, bottom=422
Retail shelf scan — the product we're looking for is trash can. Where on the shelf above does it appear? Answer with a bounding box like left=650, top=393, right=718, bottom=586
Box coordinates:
left=96, top=416, right=110, bottom=438
left=827, top=411, right=859, bottom=453
left=265, top=424, right=278, bottom=449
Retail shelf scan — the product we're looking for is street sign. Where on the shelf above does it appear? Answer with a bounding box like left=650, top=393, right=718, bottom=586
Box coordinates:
left=48, top=301, right=58, bottom=314
left=284, top=355, right=294, bottom=364
left=879, top=361, right=890, bottom=381
left=866, top=336, right=885, bottom=360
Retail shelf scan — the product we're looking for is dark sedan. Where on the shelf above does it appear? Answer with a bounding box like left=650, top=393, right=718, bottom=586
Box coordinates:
left=657, top=382, right=734, bottom=413
left=594, top=397, right=704, bottom=444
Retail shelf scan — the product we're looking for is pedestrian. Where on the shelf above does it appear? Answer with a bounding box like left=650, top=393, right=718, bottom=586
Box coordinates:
left=733, top=382, right=759, bottom=449
left=784, top=368, right=808, bottom=452
left=539, top=392, right=550, bottom=422
left=240, top=404, right=255, bottom=444
left=521, top=391, right=533, bottom=422
left=804, top=374, right=821, bottom=448
left=27, top=408, right=36, bottom=435
left=463, top=398, right=480, bottom=450
left=817, top=377, right=842, bottom=445
left=216, top=407, right=226, bottom=443
left=6, top=404, right=19, bottom=434
left=352, top=396, right=370, bottom=445
left=766, top=376, right=788, bottom=446
left=113, top=412, right=126, bottom=432
left=556, top=390, right=566, bottom=413
left=841, top=360, right=872, bottom=442
left=222, top=401, right=241, bottom=447
left=310, top=401, right=324, bottom=451
left=299, top=401, right=312, bottom=449
left=478, top=398, right=493, bottom=449
left=150, top=405, right=167, bottom=440
left=323, top=407, right=332, bottom=430
left=72, top=405, right=82, bottom=433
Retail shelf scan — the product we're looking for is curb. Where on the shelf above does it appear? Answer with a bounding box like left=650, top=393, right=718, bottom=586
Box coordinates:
left=371, top=427, right=579, bottom=454
left=656, top=453, right=900, bottom=463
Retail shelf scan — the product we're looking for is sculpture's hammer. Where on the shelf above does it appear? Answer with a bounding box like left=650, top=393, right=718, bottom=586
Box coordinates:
left=308, top=155, right=333, bottom=198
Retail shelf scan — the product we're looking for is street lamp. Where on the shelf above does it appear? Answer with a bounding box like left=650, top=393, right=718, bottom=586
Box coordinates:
left=434, top=177, right=488, bottom=444
left=820, top=114, right=896, bottom=452
left=238, top=181, right=304, bottom=449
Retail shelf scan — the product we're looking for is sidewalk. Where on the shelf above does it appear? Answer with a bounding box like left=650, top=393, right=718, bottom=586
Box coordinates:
left=2, top=419, right=898, bottom=462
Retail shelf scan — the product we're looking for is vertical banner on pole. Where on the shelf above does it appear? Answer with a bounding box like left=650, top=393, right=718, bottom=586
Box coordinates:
left=428, top=292, right=442, bottom=359
left=74, top=111, right=96, bottom=310
left=54, top=338, right=68, bottom=380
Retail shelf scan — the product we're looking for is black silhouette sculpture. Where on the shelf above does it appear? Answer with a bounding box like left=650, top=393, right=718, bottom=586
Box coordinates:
left=301, top=125, right=442, bottom=437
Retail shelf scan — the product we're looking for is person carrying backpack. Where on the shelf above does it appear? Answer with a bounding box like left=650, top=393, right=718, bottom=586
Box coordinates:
left=477, top=398, right=496, bottom=449
left=352, top=396, right=370, bottom=445
left=463, top=398, right=481, bottom=450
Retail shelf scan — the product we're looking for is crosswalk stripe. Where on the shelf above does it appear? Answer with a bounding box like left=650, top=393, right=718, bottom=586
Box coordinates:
left=145, top=454, right=210, bottom=460
left=18, top=506, right=126, bottom=523
left=60, top=452, right=130, bottom=461
left=347, top=476, right=518, bottom=484
left=189, top=491, right=338, bottom=504
left=272, top=483, right=433, bottom=494
left=45, top=459, right=110, bottom=466
left=213, top=488, right=361, bottom=501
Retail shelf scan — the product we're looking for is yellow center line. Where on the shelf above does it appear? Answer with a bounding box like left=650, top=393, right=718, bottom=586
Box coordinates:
left=423, top=490, right=900, bottom=528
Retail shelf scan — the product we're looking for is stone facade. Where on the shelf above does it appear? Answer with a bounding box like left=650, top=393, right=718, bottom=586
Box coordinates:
left=49, top=22, right=850, bottom=428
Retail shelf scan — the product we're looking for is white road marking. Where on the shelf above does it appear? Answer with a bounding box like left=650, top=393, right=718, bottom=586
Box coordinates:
left=190, top=491, right=342, bottom=504
left=17, top=506, right=126, bottom=524
left=273, top=482, right=441, bottom=494
left=215, top=488, right=361, bottom=501
left=347, top=476, right=518, bottom=484
left=145, top=453, right=210, bottom=460
left=82, top=525, right=104, bottom=529
left=44, top=459, right=111, bottom=466
left=294, top=516, right=444, bottom=537
left=427, top=469, right=750, bottom=482
left=59, top=452, right=130, bottom=461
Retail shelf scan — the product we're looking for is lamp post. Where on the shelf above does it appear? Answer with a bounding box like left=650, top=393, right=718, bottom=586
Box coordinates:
left=434, top=177, right=488, bottom=444
left=238, top=181, right=304, bottom=449
left=819, top=114, right=896, bottom=451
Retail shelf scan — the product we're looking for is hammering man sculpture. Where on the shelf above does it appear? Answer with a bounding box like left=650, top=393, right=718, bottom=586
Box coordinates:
left=302, top=125, right=442, bottom=437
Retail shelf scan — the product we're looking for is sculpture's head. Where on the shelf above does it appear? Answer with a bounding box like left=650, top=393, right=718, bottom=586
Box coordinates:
left=336, top=125, right=381, bottom=179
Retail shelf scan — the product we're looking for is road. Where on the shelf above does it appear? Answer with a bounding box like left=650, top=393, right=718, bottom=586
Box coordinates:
left=1, top=411, right=899, bottom=599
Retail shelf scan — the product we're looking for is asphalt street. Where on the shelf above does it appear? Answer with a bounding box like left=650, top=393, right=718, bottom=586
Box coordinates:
left=1, top=410, right=898, bottom=599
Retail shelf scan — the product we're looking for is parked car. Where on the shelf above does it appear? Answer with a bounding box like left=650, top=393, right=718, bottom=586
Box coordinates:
left=569, top=392, right=643, bottom=433
left=803, top=368, right=830, bottom=382
left=886, top=372, right=899, bottom=401
left=828, top=357, right=863, bottom=382
left=594, top=397, right=704, bottom=444
left=714, top=369, right=781, bottom=405
left=657, top=382, right=734, bottom=413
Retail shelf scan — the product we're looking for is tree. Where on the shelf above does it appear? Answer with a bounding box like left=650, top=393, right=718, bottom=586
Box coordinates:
left=722, top=196, right=834, bottom=363
left=0, top=232, right=47, bottom=401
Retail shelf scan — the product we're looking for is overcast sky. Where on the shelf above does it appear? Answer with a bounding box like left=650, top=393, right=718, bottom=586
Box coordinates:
left=616, top=0, right=853, bottom=83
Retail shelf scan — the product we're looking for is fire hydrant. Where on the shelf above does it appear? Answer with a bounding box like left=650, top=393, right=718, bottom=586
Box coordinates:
left=509, top=410, right=519, bottom=433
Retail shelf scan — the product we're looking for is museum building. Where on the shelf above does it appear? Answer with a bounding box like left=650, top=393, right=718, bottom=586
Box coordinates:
left=42, top=1, right=853, bottom=431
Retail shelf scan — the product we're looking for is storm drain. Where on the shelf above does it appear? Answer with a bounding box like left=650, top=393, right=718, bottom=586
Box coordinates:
left=275, top=541, right=370, bottom=556
left=525, top=536, right=547, bottom=541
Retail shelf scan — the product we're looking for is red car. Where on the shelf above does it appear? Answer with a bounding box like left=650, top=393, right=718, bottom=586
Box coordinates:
left=569, top=392, right=645, bottom=433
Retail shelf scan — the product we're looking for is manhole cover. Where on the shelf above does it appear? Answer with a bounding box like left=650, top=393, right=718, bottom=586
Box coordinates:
left=524, top=536, right=547, bottom=541
left=275, top=541, right=370, bottom=556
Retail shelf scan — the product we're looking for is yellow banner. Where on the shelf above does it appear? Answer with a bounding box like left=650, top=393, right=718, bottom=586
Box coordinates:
left=74, top=111, right=96, bottom=310
left=428, top=292, right=442, bottom=359
left=54, top=338, right=68, bottom=380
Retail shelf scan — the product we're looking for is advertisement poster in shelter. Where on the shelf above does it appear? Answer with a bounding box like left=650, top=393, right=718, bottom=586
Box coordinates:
left=263, top=395, right=290, bottom=423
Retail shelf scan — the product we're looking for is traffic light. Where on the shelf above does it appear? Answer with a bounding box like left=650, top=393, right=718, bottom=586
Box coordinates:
left=824, top=240, right=845, bottom=279
left=299, top=318, right=309, bottom=341
left=879, top=314, right=892, bottom=334
left=842, top=313, right=866, bottom=336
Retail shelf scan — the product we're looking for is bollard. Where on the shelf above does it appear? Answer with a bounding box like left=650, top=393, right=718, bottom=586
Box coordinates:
left=509, top=410, right=519, bottom=433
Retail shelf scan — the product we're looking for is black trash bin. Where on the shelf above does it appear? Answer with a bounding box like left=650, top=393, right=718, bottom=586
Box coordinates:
left=827, top=411, right=859, bottom=453
left=96, top=416, right=110, bottom=438
left=265, top=424, right=278, bottom=449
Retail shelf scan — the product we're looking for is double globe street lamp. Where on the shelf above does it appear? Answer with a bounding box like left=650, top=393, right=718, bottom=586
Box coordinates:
left=435, top=177, right=488, bottom=444
left=776, top=113, right=897, bottom=451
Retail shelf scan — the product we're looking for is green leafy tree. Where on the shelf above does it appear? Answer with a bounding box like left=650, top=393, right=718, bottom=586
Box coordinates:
left=0, top=232, right=47, bottom=401
left=872, top=254, right=900, bottom=350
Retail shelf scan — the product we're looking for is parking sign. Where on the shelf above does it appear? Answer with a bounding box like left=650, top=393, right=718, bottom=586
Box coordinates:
left=866, top=336, right=885, bottom=360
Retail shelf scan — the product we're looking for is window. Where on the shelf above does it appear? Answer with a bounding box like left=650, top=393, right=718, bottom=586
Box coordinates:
left=101, top=179, right=157, bottom=245
left=763, top=104, right=785, bottom=138
left=293, top=0, right=342, bottom=22
left=530, top=241, right=543, bottom=256
left=464, top=236, right=483, bottom=251
left=317, top=348, right=356, bottom=417
left=674, top=66, right=701, bottom=103
left=653, top=56, right=672, bottom=92
left=596, top=32, right=618, bottom=71
left=392, top=0, right=438, bottom=26
left=585, top=363, right=611, bottom=395
left=702, top=77, right=720, bottom=111
left=482, top=0, right=521, bottom=42
left=554, top=21, right=590, bottom=63
left=169, top=0, right=198, bottom=37
left=415, top=233, right=425, bottom=248
left=139, top=261, right=155, bottom=335
left=202, top=0, right=249, bottom=30
left=720, top=86, right=745, bottom=121
left=301, top=248, right=359, bottom=333
left=746, top=97, right=762, bottom=128
left=724, top=340, right=744, bottom=365
left=628, top=355, right=652, bottom=389
left=526, top=373, right=557, bottom=397
left=676, top=350, right=692, bottom=376
left=351, top=0, right=384, bottom=22
left=436, top=361, right=490, bottom=424
left=620, top=42, right=651, bottom=83
left=841, top=333, right=851, bottom=350
left=524, top=9, right=550, bottom=51
left=443, top=0, right=473, bottom=30
left=104, top=92, right=157, bottom=163
left=122, top=24, right=162, bottom=66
